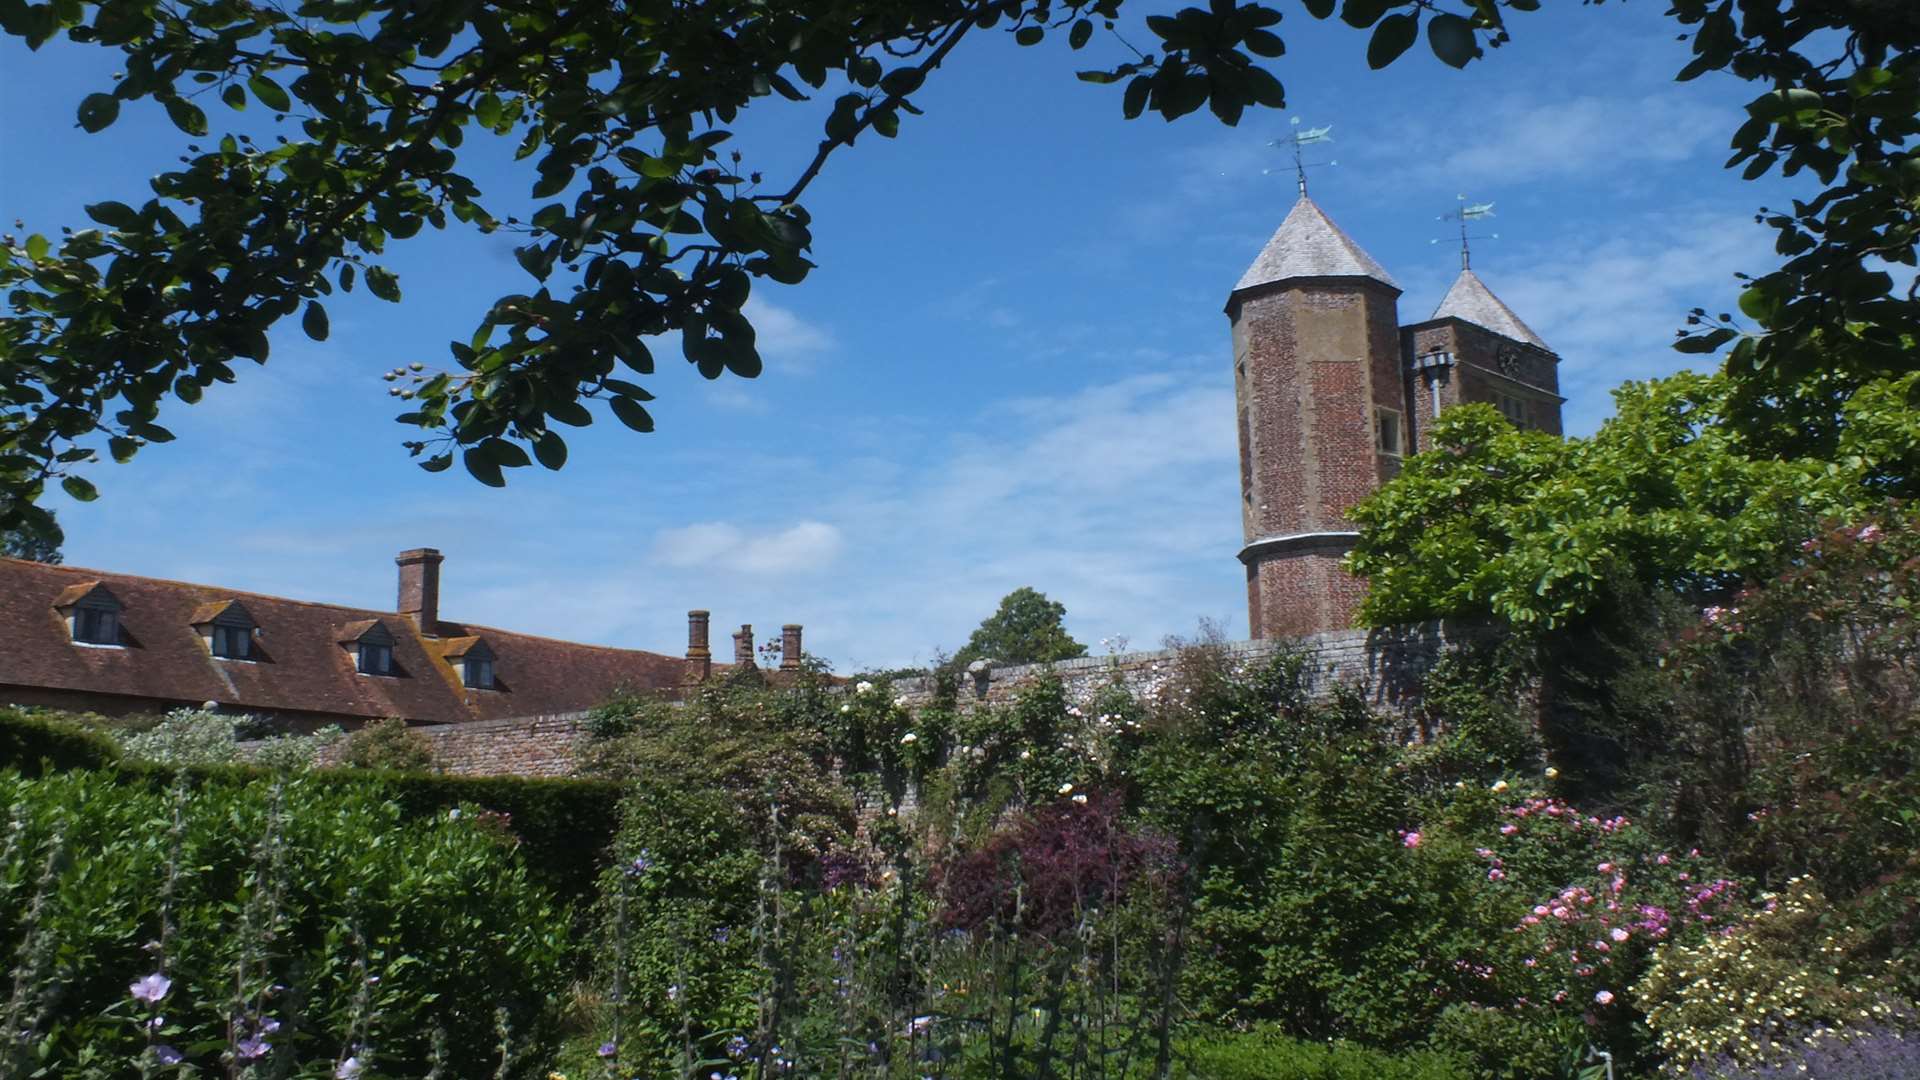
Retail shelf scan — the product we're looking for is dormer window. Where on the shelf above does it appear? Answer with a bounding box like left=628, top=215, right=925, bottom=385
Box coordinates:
left=192, top=600, right=258, bottom=661
left=442, top=637, right=497, bottom=690
left=54, top=582, right=124, bottom=647
left=75, top=603, right=120, bottom=645
left=339, top=620, right=398, bottom=677
left=359, top=641, right=394, bottom=675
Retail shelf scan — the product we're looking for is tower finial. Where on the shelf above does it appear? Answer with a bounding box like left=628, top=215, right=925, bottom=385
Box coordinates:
left=1269, top=118, right=1335, bottom=196
left=1435, top=194, right=1497, bottom=269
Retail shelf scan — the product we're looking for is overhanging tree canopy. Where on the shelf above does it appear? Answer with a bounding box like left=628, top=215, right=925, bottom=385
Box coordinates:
left=2, top=0, right=1914, bottom=541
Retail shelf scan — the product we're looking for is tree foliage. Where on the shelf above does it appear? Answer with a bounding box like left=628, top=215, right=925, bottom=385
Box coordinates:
left=0, top=503, right=62, bottom=562
left=952, top=585, right=1089, bottom=667
left=1345, top=372, right=1920, bottom=628
left=1, top=0, right=1913, bottom=541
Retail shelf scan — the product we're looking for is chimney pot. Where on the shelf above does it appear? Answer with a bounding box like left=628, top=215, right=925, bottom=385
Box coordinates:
left=733, top=624, right=755, bottom=668
left=781, top=624, right=803, bottom=671
left=686, top=610, right=712, bottom=682
left=395, top=548, right=444, bottom=634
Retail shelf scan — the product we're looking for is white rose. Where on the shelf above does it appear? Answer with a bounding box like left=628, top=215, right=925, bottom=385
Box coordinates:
left=1057, top=782, right=1074, bottom=795
left=1491, top=780, right=1510, bottom=793
left=900, top=732, right=917, bottom=744
left=856, top=681, right=874, bottom=694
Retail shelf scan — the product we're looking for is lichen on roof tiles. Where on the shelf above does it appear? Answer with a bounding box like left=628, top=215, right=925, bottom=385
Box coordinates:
left=1431, top=268, right=1551, bottom=351
left=1233, top=196, right=1400, bottom=294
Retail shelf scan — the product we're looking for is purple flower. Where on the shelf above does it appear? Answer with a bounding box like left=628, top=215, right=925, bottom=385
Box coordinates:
left=726, top=1035, right=749, bottom=1059
left=256, top=1018, right=281, bottom=1035
left=234, top=1035, right=270, bottom=1060
left=598, top=1041, right=617, bottom=1058
left=130, top=973, right=172, bottom=1004
left=625, top=851, right=654, bottom=877
left=154, top=1045, right=184, bottom=1065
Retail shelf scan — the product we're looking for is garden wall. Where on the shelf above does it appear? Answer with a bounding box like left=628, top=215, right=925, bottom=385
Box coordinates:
left=890, top=621, right=1478, bottom=717
left=385, top=622, right=1480, bottom=778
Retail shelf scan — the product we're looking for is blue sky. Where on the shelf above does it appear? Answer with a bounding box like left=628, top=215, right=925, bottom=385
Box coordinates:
left=1, top=4, right=1800, bottom=672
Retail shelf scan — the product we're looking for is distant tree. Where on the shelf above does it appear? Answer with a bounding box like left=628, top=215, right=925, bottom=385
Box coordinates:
left=0, top=505, right=63, bottom=564
left=952, top=587, right=1088, bottom=668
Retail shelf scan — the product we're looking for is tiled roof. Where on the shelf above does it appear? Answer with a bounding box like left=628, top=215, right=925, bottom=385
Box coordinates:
left=0, top=557, right=696, bottom=725
left=1431, top=268, right=1551, bottom=351
left=1233, top=196, right=1400, bottom=294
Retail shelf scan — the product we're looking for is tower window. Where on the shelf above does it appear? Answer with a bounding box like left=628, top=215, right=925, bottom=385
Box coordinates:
left=211, top=623, right=252, bottom=660
left=1375, top=407, right=1403, bottom=457
left=358, top=641, right=394, bottom=676
left=74, top=604, right=120, bottom=645
left=1494, top=393, right=1528, bottom=428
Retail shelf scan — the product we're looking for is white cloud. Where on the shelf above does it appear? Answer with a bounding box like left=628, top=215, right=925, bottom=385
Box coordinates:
left=1430, top=94, right=1720, bottom=183
left=743, top=296, right=833, bottom=374
left=653, top=520, right=844, bottom=575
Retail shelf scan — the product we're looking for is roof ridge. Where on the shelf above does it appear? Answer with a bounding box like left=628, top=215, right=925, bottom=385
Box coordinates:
left=0, top=557, right=684, bottom=662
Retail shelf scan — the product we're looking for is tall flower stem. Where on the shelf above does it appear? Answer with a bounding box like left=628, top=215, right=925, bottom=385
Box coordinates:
left=2, top=813, right=68, bottom=1077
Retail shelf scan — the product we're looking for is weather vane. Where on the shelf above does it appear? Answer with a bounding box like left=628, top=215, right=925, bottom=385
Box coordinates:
left=1434, top=194, right=1498, bottom=269
left=1265, top=117, right=1336, bottom=195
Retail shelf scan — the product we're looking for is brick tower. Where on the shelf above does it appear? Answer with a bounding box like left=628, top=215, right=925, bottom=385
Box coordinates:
left=1229, top=194, right=1407, bottom=638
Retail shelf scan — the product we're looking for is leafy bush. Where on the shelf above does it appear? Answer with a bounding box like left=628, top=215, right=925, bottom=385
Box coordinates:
left=337, top=715, right=437, bottom=771
left=0, top=768, right=571, bottom=1076
left=1172, top=1025, right=1471, bottom=1079
left=0, top=708, right=121, bottom=775
left=116, top=706, right=341, bottom=769
left=1637, top=877, right=1912, bottom=1073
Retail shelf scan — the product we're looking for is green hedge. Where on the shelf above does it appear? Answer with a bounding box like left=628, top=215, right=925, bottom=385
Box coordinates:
left=0, top=709, right=621, bottom=898
left=0, top=707, right=122, bottom=774
left=1171, top=1028, right=1472, bottom=1080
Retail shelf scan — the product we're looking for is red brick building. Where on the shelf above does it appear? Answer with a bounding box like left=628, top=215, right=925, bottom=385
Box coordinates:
left=0, top=548, right=794, bottom=728
left=1231, top=195, right=1563, bottom=638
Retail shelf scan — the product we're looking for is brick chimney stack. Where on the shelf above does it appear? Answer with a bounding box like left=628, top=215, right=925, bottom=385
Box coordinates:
left=686, top=610, right=712, bottom=681
left=733, top=624, right=754, bottom=667
left=780, top=624, right=803, bottom=671
left=396, top=548, right=444, bottom=635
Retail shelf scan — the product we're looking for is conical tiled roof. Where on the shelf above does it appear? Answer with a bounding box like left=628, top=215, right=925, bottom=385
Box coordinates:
left=1233, top=196, right=1400, bottom=294
left=1431, top=269, right=1551, bottom=351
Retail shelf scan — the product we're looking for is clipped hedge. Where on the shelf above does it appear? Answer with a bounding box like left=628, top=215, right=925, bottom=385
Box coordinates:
left=0, top=707, right=122, bottom=775
left=0, top=709, right=622, bottom=898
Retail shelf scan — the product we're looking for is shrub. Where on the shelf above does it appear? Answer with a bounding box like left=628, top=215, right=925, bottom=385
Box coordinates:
left=1636, top=877, right=1912, bottom=1073
left=116, top=706, right=341, bottom=769
left=1173, top=1025, right=1471, bottom=1079
left=0, top=708, right=120, bottom=774
left=338, top=715, right=438, bottom=771
left=0, top=769, right=571, bottom=1076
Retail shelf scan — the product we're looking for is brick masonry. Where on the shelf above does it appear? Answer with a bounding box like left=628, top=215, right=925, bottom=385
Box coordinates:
left=291, top=623, right=1479, bottom=779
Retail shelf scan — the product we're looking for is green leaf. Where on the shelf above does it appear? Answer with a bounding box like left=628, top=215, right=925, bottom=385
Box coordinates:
left=1122, top=75, right=1151, bottom=119
left=366, top=267, right=401, bottom=302
left=1745, top=88, right=1822, bottom=122
left=61, top=476, right=98, bottom=502
left=108, top=437, right=138, bottom=463
left=1301, top=0, right=1335, bottom=17
left=462, top=447, right=505, bottom=487
left=420, top=453, right=454, bottom=473
left=247, top=73, right=291, bottom=112
left=879, top=68, right=925, bottom=96
left=1068, top=19, right=1093, bottom=49
left=533, top=430, right=568, bottom=470
left=25, top=234, right=48, bottom=261
left=302, top=301, right=329, bottom=341
left=84, top=201, right=140, bottom=229
left=1426, top=13, right=1477, bottom=68
left=1014, top=25, right=1044, bottom=46
left=222, top=83, right=246, bottom=110
left=474, top=92, right=503, bottom=128
left=608, top=395, right=654, bottom=432
left=1341, top=0, right=1392, bottom=29
left=1367, top=13, right=1419, bottom=68
left=164, top=97, right=208, bottom=136
left=76, top=93, right=118, bottom=132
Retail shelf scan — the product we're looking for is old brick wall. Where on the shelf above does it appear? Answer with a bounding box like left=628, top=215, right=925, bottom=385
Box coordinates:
left=275, top=624, right=1483, bottom=780
left=889, top=621, right=1479, bottom=719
